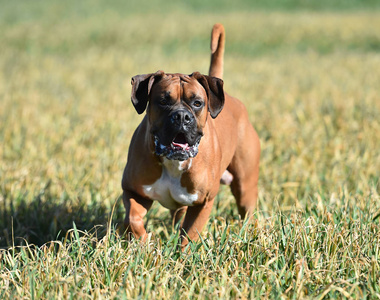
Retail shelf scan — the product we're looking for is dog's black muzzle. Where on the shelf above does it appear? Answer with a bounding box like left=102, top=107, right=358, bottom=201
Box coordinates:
left=153, top=109, right=201, bottom=161
left=170, top=109, right=194, bottom=128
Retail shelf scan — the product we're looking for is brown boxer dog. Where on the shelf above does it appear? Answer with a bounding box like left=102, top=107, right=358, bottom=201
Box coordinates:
left=121, top=24, right=260, bottom=247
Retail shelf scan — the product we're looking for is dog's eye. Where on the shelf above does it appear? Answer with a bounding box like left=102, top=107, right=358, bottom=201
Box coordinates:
left=193, top=100, right=203, bottom=108
left=159, top=98, right=168, bottom=106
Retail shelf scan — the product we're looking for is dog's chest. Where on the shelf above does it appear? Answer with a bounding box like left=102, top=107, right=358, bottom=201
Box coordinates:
left=142, top=159, right=198, bottom=210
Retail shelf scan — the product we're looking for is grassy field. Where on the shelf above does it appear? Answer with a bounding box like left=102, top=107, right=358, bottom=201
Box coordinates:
left=1, top=0, right=380, bottom=298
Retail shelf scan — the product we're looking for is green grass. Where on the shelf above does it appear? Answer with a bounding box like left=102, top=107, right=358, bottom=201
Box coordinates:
left=1, top=0, right=380, bottom=298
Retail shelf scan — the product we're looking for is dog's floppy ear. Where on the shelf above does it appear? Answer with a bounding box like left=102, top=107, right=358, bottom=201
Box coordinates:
left=131, top=70, right=165, bottom=114
left=192, top=72, right=225, bottom=118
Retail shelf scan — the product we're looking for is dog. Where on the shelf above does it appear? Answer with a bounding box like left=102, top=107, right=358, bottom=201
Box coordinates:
left=121, top=24, right=260, bottom=247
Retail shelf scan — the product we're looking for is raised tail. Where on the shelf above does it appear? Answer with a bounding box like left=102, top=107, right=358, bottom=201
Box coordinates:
left=208, top=23, right=225, bottom=80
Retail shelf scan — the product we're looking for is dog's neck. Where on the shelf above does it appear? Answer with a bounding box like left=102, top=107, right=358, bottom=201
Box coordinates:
left=160, top=157, right=193, bottom=178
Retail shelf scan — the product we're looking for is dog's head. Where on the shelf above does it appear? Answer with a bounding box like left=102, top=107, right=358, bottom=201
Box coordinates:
left=130, top=71, right=225, bottom=161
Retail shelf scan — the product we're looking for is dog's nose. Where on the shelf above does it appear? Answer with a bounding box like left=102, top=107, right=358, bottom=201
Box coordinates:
left=171, top=110, right=193, bottom=126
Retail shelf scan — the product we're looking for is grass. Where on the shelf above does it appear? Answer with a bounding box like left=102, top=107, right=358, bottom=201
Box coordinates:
left=1, top=0, right=380, bottom=298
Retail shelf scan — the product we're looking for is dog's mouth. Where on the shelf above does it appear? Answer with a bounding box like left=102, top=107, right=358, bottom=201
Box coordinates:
left=154, top=132, right=200, bottom=161
left=172, top=132, right=189, bottom=150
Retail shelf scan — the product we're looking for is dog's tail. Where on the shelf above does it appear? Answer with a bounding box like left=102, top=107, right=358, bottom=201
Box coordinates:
left=209, top=23, right=225, bottom=80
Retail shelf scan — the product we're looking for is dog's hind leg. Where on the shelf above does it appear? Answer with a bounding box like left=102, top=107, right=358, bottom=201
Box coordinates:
left=228, top=126, right=260, bottom=219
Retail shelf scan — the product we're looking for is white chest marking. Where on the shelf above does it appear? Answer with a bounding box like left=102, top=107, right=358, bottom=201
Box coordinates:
left=142, top=159, right=198, bottom=210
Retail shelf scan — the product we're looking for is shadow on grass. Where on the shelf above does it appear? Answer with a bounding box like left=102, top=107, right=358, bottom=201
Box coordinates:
left=0, top=186, right=126, bottom=248
left=0, top=182, right=241, bottom=249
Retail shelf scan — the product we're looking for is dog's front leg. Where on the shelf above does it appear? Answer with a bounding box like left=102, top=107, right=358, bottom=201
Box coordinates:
left=122, top=190, right=153, bottom=242
left=180, top=198, right=215, bottom=248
